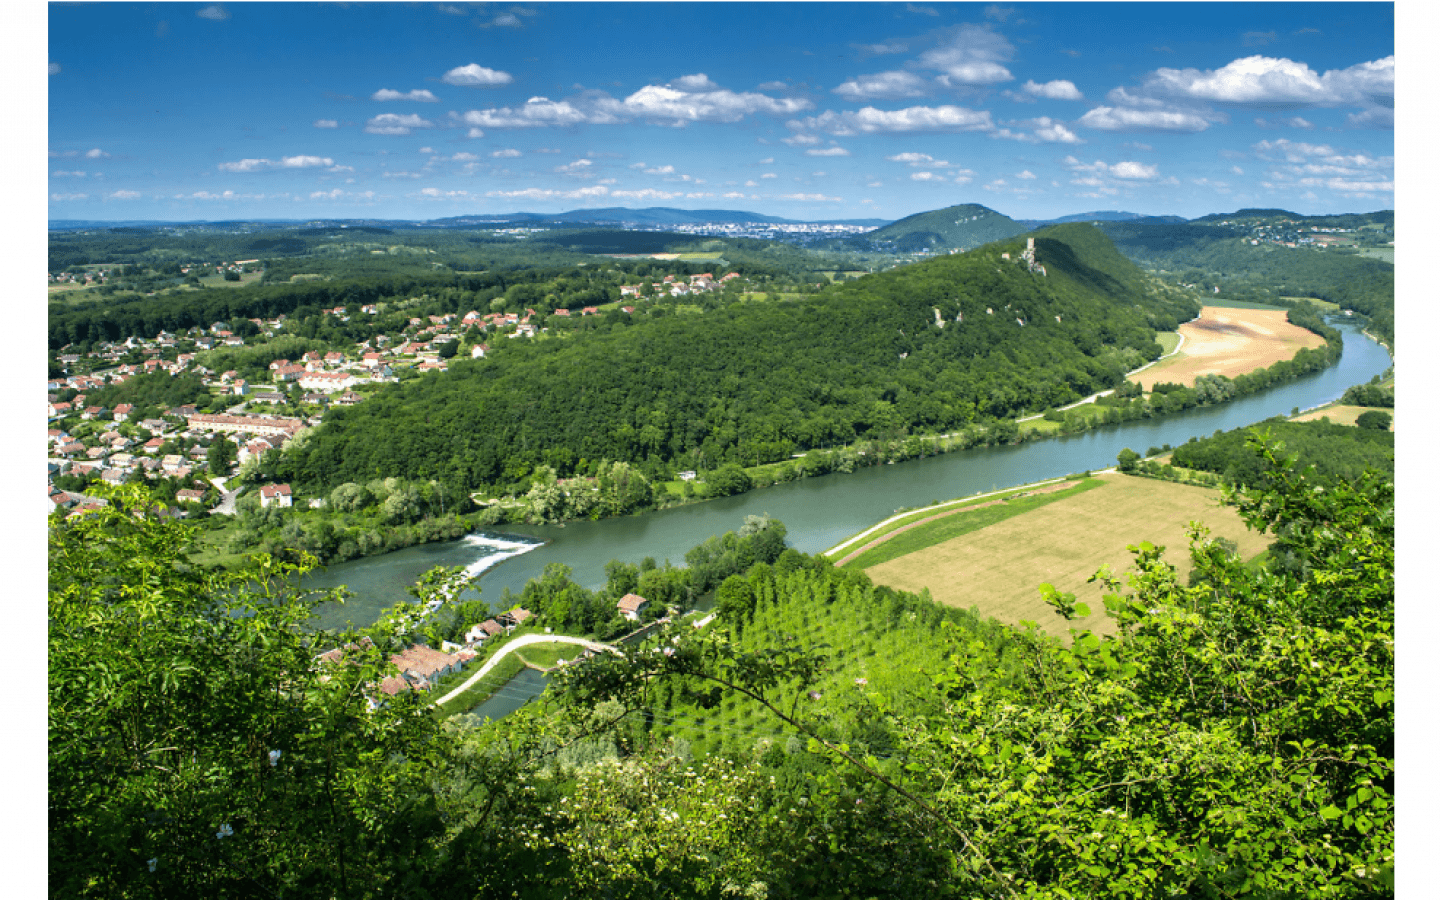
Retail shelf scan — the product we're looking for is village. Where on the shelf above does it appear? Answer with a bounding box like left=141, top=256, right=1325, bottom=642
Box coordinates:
left=314, top=590, right=669, bottom=713
left=46, top=265, right=750, bottom=519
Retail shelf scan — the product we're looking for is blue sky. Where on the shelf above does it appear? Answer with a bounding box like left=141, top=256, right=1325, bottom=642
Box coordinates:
left=45, top=2, right=1396, bottom=222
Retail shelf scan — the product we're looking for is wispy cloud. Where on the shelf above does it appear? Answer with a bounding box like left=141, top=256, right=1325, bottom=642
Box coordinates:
left=372, top=88, right=439, bottom=102
left=196, top=5, right=229, bottom=22
left=834, top=71, right=930, bottom=101
left=218, top=155, right=335, bottom=172
left=365, top=113, right=434, bottom=135
left=313, top=119, right=339, bottom=129
left=1078, top=104, right=1212, bottom=133
left=917, top=24, right=1015, bottom=86
left=789, top=104, right=993, bottom=136
left=457, top=78, right=812, bottom=129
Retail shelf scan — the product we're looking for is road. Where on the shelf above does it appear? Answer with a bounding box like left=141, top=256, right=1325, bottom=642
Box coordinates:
left=433, top=633, right=619, bottom=707
left=209, top=477, right=245, bottom=515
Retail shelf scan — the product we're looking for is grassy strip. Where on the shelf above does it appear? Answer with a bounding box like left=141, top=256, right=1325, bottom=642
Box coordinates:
left=1155, top=331, right=1183, bottom=355
left=514, top=642, right=587, bottom=670
left=432, top=653, right=527, bottom=718
left=843, top=477, right=1106, bottom=570
left=828, top=482, right=1066, bottom=557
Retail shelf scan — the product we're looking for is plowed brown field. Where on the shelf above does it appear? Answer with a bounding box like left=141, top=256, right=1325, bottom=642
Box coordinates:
left=1131, top=306, right=1325, bottom=390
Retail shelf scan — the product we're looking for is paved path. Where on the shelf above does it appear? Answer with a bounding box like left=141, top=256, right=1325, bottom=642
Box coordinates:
left=829, top=480, right=1075, bottom=567
left=823, top=476, right=1070, bottom=559
left=433, top=633, right=619, bottom=707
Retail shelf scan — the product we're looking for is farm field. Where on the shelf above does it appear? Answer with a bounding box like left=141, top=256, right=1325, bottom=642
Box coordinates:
left=1130, top=305, right=1326, bottom=390
left=834, top=478, right=1102, bottom=569
left=1290, top=403, right=1392, bottom=429
left=862, top=473, right=1272, bottom=638
left=1354, top=247, right=1394, bottom=264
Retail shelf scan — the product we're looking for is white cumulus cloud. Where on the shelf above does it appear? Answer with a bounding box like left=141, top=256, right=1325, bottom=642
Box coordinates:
left=1078, top=105, right=1211, bottom=132
left=887, top=152, right=949, bottom=167
left=443, top=63, right=514, bottom=86
left=196, top=5, right=229, bottom=21
left=790, top=104, right=993, bottom=136
left=1127, top=55, right=1392, bottom=121
left=834, top=71, right=931, bottom=101
left=1023, top=79, right=1083, bottom=100
left=372, top=88, right=439, bottom=102
left=365, top=113, right=434, bottom=135
left=280, top=155, right=334, bottom=168
left=1109, top=161, right=1159, bottom=180
left=108, top=190, right=142, bottom=199
left=492, top=148, right=522, bottom=158
left=807, top=146, right=851, bottom=157
left=218, top=158, right=270, bottom=172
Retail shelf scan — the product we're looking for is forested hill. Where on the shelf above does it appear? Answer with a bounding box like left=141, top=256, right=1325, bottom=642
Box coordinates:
left=861, top=203, right=1028, bottom=251
left=291, top=224, right=1198, bottom=494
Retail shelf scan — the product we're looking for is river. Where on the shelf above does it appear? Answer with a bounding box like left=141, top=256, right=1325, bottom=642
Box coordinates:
left=305, top=319, right=1390, bottom=632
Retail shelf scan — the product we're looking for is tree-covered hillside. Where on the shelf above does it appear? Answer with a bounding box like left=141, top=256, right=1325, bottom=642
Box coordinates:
left=290, top=225, right=1198, bottom=494
left=1097, top=218, right=1394, bottom=345
left=861, top=203, right=1029, bottom=251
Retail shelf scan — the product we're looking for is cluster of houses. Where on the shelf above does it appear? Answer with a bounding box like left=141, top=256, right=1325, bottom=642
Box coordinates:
left=314, top=608, right=535, bottom=709
left=620, top=271, right=740, bottom=299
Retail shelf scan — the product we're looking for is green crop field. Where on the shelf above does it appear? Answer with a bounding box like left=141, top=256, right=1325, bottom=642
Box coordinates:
left=862, top=473, right=1272, bottom=638
left=1354, top=247, right=1394, bottom=264
left=840, top=478, right=1100, bottom=567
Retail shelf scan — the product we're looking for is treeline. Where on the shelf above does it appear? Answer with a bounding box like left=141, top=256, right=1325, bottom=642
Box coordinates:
left=481, top=515, right=791, bottom=640
left=290, top=225, right=1197, bottom=494
left=1171, top=418, right=1394, bottom=488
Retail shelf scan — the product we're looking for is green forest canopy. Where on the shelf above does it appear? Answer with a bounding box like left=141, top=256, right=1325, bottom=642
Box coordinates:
left=290, top=225, right=1198, bottom=493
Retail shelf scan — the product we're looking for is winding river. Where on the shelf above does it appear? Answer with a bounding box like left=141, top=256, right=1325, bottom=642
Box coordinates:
left=306, top=319, right=1390, bottom=632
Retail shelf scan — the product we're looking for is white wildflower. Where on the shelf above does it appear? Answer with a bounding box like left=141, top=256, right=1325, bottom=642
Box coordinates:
left=216, top=823, right=234, bottom=839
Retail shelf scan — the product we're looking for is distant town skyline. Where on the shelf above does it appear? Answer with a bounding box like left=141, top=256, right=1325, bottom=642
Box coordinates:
left=47, top=2, right=1395, bottom=222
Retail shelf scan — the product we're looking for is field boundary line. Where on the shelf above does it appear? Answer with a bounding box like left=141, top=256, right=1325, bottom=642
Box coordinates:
left=822, top=475, right=1071, bottom=559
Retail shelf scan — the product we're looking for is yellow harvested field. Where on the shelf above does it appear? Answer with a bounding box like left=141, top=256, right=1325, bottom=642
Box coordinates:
left=1290, top=404, right=1392, bottom=429
left=863, top=474, right=1271, bottom=638
left=1131, top=306, right=1325, bottom=390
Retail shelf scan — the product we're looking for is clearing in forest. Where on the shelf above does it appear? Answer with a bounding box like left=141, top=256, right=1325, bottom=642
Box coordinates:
left=1131, top=306, right=1325, bottom=390
left=863, top=473, right=1271, bottom=638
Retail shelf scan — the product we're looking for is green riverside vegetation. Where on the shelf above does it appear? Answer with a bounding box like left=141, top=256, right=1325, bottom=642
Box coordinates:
left=50, top=437, right=1393, bottom=896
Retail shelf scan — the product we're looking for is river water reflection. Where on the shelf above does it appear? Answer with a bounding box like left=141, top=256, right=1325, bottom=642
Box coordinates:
left=306, top=320, right=1390, bottom=632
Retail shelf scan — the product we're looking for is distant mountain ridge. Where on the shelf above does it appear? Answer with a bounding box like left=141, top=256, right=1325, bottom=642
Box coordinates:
left=862, top=203, right=1029, bottom=251
left=1018, top=211, right=1187, bottom=228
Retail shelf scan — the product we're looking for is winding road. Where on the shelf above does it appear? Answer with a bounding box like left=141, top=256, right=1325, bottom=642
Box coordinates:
left=433, top=633, right=619, bottom=707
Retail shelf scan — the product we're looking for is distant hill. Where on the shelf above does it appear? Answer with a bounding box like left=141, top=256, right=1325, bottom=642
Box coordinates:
left=863, top=203, right=1028, bottom=251
left=1189, top=209, right=1393, bottom=229
left=429, top=208, right=890, bottom=228
left=1017, top=211, right=1187, bottom=228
